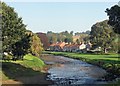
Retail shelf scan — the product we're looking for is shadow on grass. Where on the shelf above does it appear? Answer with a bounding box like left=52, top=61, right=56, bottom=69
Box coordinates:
left=2, top=62, right=53, bottom=85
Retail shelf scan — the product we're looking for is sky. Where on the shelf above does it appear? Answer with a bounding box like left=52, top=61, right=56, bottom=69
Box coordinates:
left=4, top=1, right=118, bottom=33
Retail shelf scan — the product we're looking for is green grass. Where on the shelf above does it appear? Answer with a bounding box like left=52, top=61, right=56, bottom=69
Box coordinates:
left=1, top=54, right=45, bottom=80
left=14, top=54, right=45, bottom=69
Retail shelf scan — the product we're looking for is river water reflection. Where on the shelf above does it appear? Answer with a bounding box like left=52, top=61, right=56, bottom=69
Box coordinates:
left=42, top=55, right=107, bottom=85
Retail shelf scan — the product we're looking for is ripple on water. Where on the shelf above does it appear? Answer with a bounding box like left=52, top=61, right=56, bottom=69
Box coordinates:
left=47, top=56, right=107, bottom=85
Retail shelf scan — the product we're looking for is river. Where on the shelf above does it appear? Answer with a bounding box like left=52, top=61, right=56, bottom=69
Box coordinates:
left=41, top=54, right=107, bottom=85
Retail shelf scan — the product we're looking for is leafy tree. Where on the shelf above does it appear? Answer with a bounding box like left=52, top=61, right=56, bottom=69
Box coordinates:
left=64, top=38, right=69, bottom=43
left=11, top=34, right=31, bottom=60
left=83, top=36, right=90, bottom=43
left=61, top=31, right=73, bottom=43
left=1, top=2, right=30, bottom=60
left=111, top=35, right=120, bottom=53
left=0, top=5, right=1, bottom=53
left=70, top=31, right=73, bottom=35
left=90, top=20, right=116, bottom=53
left=36, top=32, right=49, bottom=50
left=74, top=33, right=89, bottom=42
left=2, top=2, right=26, bottom=51
left=47, top=31, right=73, bottom=44
left=85, top=30, right=91, bottom=34
left=30, top=33, right=43, bottom=57
left=47, top=31, right=57, bottom=44
left=76, top=39, right=80, bottom=44
left=105, top=5, right=120, bottom=34
left=56, top=33, right=65, bottom=42
left=75, top=31, right=90, bottom=35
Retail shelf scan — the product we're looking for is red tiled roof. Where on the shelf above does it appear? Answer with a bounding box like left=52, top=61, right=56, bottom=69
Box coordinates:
left=50, top=43, right=56, bottom=46
left=50, top=42, right=65, bottom=48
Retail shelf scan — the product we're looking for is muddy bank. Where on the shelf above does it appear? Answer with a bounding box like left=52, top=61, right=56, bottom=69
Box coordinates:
left=2, top=73, right=53, bottom=85
left=2, top=74, right=53, bottom=85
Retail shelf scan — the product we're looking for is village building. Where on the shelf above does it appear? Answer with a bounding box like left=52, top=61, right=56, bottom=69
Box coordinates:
left=79, top=43, right=86, bottom=50
left=49, top=42, right=92, bottom=53
left=49, top=42, right=66, bottom=51
left=63, top=44, right=70, bottom=52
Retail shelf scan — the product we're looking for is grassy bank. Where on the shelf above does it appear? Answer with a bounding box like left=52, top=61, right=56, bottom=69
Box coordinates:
left=1, top=54, right=52, bottom=84
left=44, top=51, right=120, bottom=84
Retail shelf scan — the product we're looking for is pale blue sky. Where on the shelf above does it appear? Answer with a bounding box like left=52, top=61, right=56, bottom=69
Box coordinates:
left=6, top=2, right=118, bottom=33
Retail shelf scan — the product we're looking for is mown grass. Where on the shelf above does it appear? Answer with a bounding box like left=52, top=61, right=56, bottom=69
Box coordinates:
left=14, top=54, right=45, bottom=69
left=1, top=54, right=45, bottom=80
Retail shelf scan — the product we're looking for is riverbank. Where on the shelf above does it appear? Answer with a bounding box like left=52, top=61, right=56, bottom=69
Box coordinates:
left=40, top=54, right=108, bottom=85
left=43, top=51, right=120, bottom=84
left=1, top=54, right=53, bottom=85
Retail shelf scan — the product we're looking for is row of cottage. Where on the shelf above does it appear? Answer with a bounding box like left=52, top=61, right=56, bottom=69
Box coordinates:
left=49, top=42, right=92, bottom=53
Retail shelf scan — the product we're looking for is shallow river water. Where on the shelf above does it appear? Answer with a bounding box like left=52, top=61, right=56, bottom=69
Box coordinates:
left=42, top=55, right=107, bottom=85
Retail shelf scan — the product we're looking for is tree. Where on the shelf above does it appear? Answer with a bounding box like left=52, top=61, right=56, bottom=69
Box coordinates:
left=76, top=39, right=80, bottom=44
left=90, top=20, right=116, bottom=53
left=85, top=30, right=91, bottom=34
left=111, top=36, right=120, bottom=53
left=11, top=34, right=31, bottom=60
left=70, top=31, right=73, bottom=35
left=36, top=32, right=49, bottom=50
left=30, top=33, right=43, bottom=57
left=105, top=5, right=120, bottom=34
left=47, top=31, right=57, bottom=44
left=2, top=2, right=26, bottom=51
left=47, top=31, right=73, bottom=44
left=83, top=36, right=90, bottom=43
left=0, top=3, right=1, bottom=37
left=61, top=31, right=73, bottom=43
left=1, top=2, right=30, bottom=60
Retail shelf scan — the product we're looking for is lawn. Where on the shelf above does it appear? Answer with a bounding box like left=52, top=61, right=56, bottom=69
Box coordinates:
left=14, top=54, right=45, bottom=70
left=1, top=54, right=45, bottom=81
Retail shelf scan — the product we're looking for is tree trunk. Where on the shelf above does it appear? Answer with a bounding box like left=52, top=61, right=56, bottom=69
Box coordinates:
left=104, top=48, right=107, bottom=53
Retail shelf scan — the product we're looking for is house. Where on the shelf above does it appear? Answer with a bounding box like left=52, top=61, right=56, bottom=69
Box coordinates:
left=49, top=42, right=66, bottom=51
left=79, top=43, right=86, bottom=50
left=63, top=43, right=87, bottom=52
left=63, top=44, right=70, bottom=52
left=49, top=43, right=56, bottom=51
left=70, top=44, right=80, bottom=52
left=49, top=42, right=92, bottom=53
